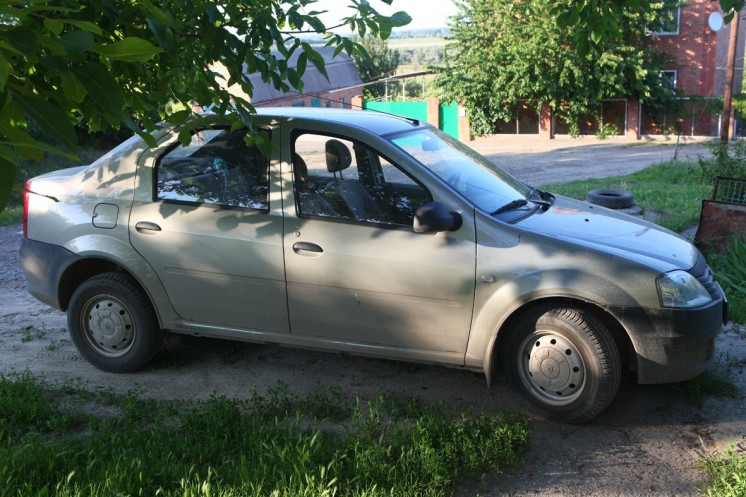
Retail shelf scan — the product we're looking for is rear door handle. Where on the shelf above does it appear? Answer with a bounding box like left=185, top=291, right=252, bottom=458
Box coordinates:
left=292, top=242, right=323, bottom=256
left=135, top=221, right=162, bottom=234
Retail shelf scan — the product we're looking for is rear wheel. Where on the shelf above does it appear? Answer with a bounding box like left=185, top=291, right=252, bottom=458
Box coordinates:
left=68, top=272, right=163, bottom=373
left=501, top=306, right=621, bottom=423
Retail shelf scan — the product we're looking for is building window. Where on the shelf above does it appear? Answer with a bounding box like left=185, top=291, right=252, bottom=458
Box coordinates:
left=650, top=6, right=680, bottom=35
left=291, top=101, right=305, bottom=107
left=661, top=70, right=677, bottom=90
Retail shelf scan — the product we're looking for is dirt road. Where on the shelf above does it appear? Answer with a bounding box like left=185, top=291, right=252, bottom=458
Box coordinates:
left=470, top=135, right=712, bottom=186
left=2, top=137, right=744, bottom=496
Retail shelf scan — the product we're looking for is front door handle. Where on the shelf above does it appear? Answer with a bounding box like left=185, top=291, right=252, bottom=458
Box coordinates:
left=135, top=221, right=162, bottom=234
left=292, top=241, right=324, bottom=256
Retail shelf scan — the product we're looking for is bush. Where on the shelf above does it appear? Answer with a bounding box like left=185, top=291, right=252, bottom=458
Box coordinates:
left=696, top=140, right=746, bottom=182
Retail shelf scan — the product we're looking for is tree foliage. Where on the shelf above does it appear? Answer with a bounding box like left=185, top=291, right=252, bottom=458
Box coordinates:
left=0, top=0, right=410, bottom=211
left=435, top=0, right=675, bottom=135
left=556, top=1, right=743, bottom=54
left=351, top=35, right=400, bottom=99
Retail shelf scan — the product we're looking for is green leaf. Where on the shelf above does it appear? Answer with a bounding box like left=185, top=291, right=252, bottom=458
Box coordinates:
left=73, top=63, right=125, bottom=124
left=306, top=16, right=325, bottom=32
left=303, top=45, right=328, bottom=80
left=390, top=11, right=412, bottom=27
left=62, top=20, right=103, bottom=36
left=296, top=51, right=308, bottom=76
left=13, top=94, right=77, bottom=149
left=139, top=1, right=177, bottom=28
left=44, top=18, right=64, bottom=36
left=3, top=139, right=74, bottom=161
left=177, top=126, right=193, bottom=147
left=92, top=37, right=163, bottom=62
left=0, top=40, right=25, bottom=57
left=0, top=158, right=15, bottom=212
left=0, top=142, right=21, bottom=163
left=2, top=27, right=41, bottom=56
left=38, top=34, right=66, bottom=56
left=591, top=23, right=604, bottom=45
left=0, top=53, right=8, bottom=91
left=61, top=72, right=87, bottom=103
left=60, top=31, right=94, bottom=57
left=165, top=109, right=191, bottom=125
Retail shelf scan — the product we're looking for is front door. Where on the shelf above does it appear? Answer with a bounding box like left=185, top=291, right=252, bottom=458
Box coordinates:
left=283, top=129, right=476, bottom=361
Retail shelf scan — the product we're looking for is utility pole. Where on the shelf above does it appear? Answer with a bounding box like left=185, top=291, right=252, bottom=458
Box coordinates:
left=721, top=11, right=740, bottom=143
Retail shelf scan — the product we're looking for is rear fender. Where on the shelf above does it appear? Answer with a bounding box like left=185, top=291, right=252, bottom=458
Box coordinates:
left=60, top=234, right=178, bottom=329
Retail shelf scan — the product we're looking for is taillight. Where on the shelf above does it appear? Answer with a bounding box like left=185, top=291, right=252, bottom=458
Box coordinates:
left=23, top=180, right=31, bottom=239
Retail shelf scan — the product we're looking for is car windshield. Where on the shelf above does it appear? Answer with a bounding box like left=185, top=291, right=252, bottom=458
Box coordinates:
left=388, top=128, right=531, bottom=214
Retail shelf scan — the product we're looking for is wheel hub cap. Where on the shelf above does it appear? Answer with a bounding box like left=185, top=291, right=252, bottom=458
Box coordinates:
left=83, top=296, right=135, bottom=357
left=519, top=332, right=586, bottom=406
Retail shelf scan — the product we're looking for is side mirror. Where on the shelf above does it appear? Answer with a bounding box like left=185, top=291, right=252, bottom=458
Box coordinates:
left=413, top=201, right=463, bottom=233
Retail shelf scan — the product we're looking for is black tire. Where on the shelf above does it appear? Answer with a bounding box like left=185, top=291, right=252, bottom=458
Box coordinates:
left=586, top=189, right=635, bottom=209
left=500, top=306, right=621, bottom=424
left=67, top=272, right=163, bottom=373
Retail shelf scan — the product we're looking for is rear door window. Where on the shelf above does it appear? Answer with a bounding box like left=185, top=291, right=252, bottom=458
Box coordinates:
left=156, top=128, right=270, bottom=210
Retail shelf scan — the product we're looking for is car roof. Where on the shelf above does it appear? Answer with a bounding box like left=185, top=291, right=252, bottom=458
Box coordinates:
left=254, top=107, right=425, bottom=136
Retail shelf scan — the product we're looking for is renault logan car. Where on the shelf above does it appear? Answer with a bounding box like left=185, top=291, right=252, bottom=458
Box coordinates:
left=20, top=108, right=727, bottom=423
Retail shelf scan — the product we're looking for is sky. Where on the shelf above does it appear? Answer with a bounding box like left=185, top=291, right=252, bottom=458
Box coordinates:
left=311, top=0, right=459, bottom=31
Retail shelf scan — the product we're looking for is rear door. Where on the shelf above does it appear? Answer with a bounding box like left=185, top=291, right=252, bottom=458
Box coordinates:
left=282, top=125, right=477, bottom=362
left=129, top=124, right=289, bottom=333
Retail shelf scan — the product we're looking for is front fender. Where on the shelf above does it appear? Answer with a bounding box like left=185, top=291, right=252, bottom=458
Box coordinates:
left=464, top=268, right=647, bottom=373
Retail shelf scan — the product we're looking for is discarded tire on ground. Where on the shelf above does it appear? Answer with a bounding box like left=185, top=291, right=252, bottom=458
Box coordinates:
left=586, top=189, right=635, bottom=209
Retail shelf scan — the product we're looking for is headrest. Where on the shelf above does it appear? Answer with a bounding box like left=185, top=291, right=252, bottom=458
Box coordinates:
left=293, top=152, right=308, bottom=182
left=325, top=139, right=352, bottom=173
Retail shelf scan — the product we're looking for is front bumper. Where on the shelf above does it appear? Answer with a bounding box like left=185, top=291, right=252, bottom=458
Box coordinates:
left=606, top=295, right=726, bottom=384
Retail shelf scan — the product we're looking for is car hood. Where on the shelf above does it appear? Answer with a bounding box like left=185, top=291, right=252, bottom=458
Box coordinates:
left=516, top=195, right=698, bottom=271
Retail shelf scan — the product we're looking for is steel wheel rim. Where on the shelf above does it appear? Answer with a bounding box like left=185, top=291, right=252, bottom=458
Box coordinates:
left=517, top=331, right=586, bottom=406
left=81, top=294, right=135, bottom=358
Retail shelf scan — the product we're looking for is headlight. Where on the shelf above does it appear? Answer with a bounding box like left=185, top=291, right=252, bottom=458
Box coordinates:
left=657, top=270, right=712, bottom=308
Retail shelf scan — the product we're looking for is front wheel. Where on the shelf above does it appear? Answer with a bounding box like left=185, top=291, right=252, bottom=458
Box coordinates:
left=501, top=306, right=621, bottom=424
left=67, top=272, right=163, bottom=373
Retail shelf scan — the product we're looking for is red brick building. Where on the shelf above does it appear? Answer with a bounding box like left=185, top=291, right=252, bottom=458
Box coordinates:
left=637, top=0, right=744, bottom=137
left=532, top=0, right=745, bottom=139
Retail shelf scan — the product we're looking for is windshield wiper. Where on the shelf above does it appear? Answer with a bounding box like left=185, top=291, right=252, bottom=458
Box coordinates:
left=491, top=199, right=529, bottom=215
left=527, top=187, right=554, bottom=206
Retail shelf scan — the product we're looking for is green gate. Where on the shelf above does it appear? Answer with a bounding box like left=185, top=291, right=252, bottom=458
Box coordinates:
left=363, top=101, right=429, bottom=123
left=362, top=101, right=460, bottom=139
left=439, top=103, right=459, bottom=139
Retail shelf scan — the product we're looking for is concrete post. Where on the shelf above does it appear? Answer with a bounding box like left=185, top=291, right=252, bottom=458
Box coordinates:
left=351, top=95, right=364, bottom=110
left=427, top=97, right=439, bottom=127
left=540, top=103, right=554, bottom=139
left=627, top=100, right=641, bottom=140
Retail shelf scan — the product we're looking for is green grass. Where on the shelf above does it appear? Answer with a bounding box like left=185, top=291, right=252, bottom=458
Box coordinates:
left=699, top=446, right=746, bottom=497
left=540, top=160, right=711, bottom=233
left=0, top=372, right=529, bottom=497
left=708, top=237, right=746, bottom=323
left=682, top=361, right=740, bottom=408
left=0, top=205, right=22, bottom=226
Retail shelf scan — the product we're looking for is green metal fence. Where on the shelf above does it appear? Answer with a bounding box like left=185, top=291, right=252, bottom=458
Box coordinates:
left=362, top=101, right=460, bottom=139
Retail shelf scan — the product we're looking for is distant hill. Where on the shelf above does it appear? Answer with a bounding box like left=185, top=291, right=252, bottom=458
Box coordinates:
left=300, top=28, right=451, bottom=46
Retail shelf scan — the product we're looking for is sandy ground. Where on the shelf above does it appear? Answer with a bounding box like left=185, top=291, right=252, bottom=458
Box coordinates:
left=2, top=136, right=745, bottom=496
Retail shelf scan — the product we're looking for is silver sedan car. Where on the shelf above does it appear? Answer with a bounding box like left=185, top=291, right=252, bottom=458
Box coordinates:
left=20, top=108, right=727, bottom=423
